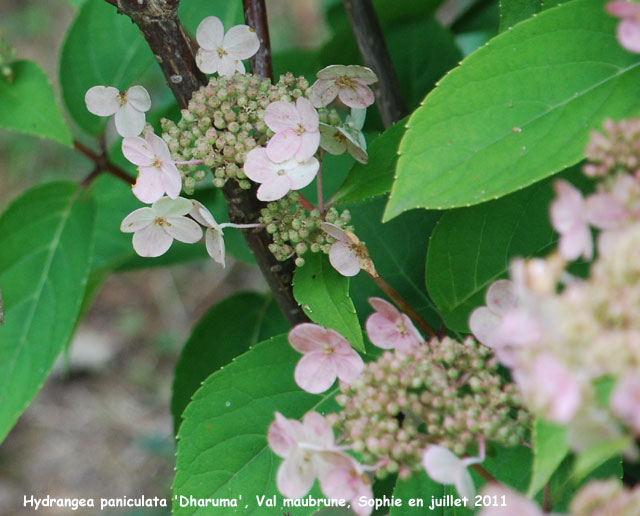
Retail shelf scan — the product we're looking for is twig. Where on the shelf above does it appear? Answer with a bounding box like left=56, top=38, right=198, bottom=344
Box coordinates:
left=341, top=0, right=406, bottom=127
left=105, top=0, right=307, bottom=325
left=471, top=463, right=497, bottom=483
left=242, top=0, right=273, bottom=80
left=542, top=483, right=551, bottom=512
left=368, top=273, right=436, bottom=338
left=74, top=140, right=134, bottom=185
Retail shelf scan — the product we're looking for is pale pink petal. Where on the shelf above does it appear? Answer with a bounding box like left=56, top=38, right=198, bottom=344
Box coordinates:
left=266, top=130, right=301, bottom=163
left=152, top=196, right=193, bottom=217
left=309, top=79, right=340, bottom=108
left=132, top=167, right=166, bottom=203
left=85, top=85, right=120, bottom=116
left=205, top=227, right=226, bottom=266
left=196, top=16, right=224, bottom=50
left=286, top=158, right=319, bottom=190
left=164, top=216, right=202, bottom=243
left=223, top=25, right=260, bottom=60
left=289, top=323, right=330, bottom=353
left=366, top=313, right=401, bottom=349
left=618, top=18, right=640, bottom=53
left=302, top=412, right=335, bottom=446
left=297, top=97, right=319, bottom=132
left=469, top=306, right=502, bottom=348
left=233, top=60, right=246, bottom=74
left=268, top=412, right=296, bottom=458
left=132, top=224, right=173, bottom=257
left=120, top=207, right=155, bottom=233
left=477, top=486, right=542, bottom=516
left=294, top=352, right=338, bottom=393
left=342, top=65, right=378, bottom=84
left=147, top=131, right=173, bottom=163
left=277, top=454, right=316, bottom=498
left=243, top=148, right=277, bottom=183
left=264, top=101, right=300, bottom=133
left=296, top=131, right=321, bottom=162
left=257, top=176, right=291, bottom=201
left=558, top=224, right=592, bottom=261
left=122, top=136, right=155, bottom=167
left=329, top=241, right=360, bottom=277
left=196, top=48, right=223, bottom=74
left=611, top=373, right=640, bottom=434
left=159, top=162, right=182, bottom=199
left=114, top=101, right=146, bottom=137
left=485, top=279, right=516, bottom=315
left=321, top=222, right=349, bottom=242
left=550, top=180, right=584, bottom=233
left=585, top=193, right=627, bottom=229
left=453, top=467, right=476, bottom=501
left=606, top=0, right=640, bottom=17
left=317, top=65, right=349, bottom=79
left=319, top=124, right=348, bottom=155
left=216, top=56, right=240, bottom=78
left=422, top=446, right=466, bottom=485
left=337, top=81, right=375, bottom=109
left=345, top=137, right=369, bottom=164
left=126, top=85, right=151, bottom=112
left=335, top=351, right=364, bottom=384
left=368, top=297, right=400, bottom=320
left=189, top=200, right=218, bottom=228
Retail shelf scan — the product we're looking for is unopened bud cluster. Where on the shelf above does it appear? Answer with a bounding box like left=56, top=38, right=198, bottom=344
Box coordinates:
left=570, top=479, right=640, bottom=515
left=331, top=337, right=529, bottom=480
left=584, top=118, right=640, bottom=178
left=161, top=72, right=320, bottom=194
left=260, top=192, right=352, bottom=265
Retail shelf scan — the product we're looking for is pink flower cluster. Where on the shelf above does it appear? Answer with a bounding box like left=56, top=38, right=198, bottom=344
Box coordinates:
left=267, top=411, right=373, bottom=515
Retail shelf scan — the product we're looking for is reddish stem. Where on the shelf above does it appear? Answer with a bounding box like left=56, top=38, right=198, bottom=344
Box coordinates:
left=74, top=140, right=134, bottom=186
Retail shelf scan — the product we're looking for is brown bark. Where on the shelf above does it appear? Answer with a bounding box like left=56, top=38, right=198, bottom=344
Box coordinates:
left=341, top=0, right=407, bottom=127
left=106, top=0, right=306, bottom=325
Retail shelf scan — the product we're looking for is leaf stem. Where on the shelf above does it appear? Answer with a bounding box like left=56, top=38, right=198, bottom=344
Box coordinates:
left=367, top=272, right=436, bottom=338
left=74, top=140, right=134, bottom=186
left=297, top=192, right=315, bottom=212
left=471, top=463, right=498, bottom=483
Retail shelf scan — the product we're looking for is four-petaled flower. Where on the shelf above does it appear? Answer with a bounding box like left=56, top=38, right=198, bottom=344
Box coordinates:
left=122, top=131, right=182, bottom=203
left=288, top=323, right=364, bottom=394
left=319, top=108, right=368, bottom=164
left=309, top=65, right=378, bottom=109
left=85, top=85, right=151, bottom=137
left=243, top=148, right=319, bottom=201
left=422, top=444, right=485, bottom=502
left=264, top=97, right=320, bottom=162
left=321, top=222, right=375, bottom=277
left=120, top=197, right=202, bottom=257
left=195, top=16, right=260, bottom=76
left=365, top=297, right=423, bottom=351
left=267, top=411, right=344, bottom=498
left=606, top=1, right=640, bottom=53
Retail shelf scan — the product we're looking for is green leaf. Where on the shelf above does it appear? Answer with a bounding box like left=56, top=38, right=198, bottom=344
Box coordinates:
left=333, top=119, right=407, bottom=204
left=385, top=0, right=640, bottom=219
left=294, top=253, right=364, bottom=353
left=173, top=335, right=335, bottom=516
left=391, top=472, right=446, bottom=515
left=572, top=437, right=629, bottom=484
left=341, top=197, right=443, bottom=333
left=178, top=0, right=244, bottom=36
left=0, top=182, right=96, bottom=442
left=528, top=419, right=569, bottom=497
left=60, top=0, right=154, bottom=135
left=171, top=292, right=287, bottom=435
left=424, top=170, right=584, bottom=332
left=499, top=0, right=542, bottom=31
left=0, top=61, right=72, bottom=146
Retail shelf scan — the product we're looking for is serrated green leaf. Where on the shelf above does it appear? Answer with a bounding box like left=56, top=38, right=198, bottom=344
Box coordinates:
left=60, top=0, right=154, bottom=135
left=333, top=119, right=407, bottom=204
left=385, top=0, right=640, bottom=219
left=0, top=182, right=96, bottom=442
left=499, top=0, right=542, bottom=32
left=572, top=437, right=628, bottom=484
left=171, top=292, right=287, bottom=435
left=0, top=61, right=72, bottom=146
left=528, top=419, right=569, bottom=497
left=294, top=253, right=364, bottom=353
left=173, top=335, right=336, bottom=516
left=425, top=168, right=586, bottom=332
